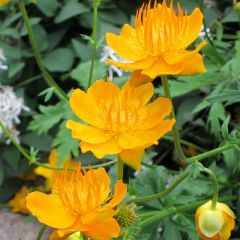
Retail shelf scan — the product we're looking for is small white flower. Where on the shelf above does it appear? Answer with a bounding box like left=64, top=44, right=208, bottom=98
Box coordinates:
left=100, top=46, right=130, bottom=81
left=0, top=48, right=8, bottom=71
left=199, top=25, right=211, bottom=40
left=0, top=85, right=30, bottom=144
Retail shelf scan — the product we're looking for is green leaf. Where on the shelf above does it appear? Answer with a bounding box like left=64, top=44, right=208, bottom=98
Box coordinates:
left=71, top=38, right=92, bottom=61
left=38, top=87, right=54, bottom=102
left=2, top=146, right=21, bottom=170
left=28, top=102, right=66, bottom=135
left=8, top=62, right=25, bottom=78
left=221, top=116, right=230, bottom=140
left=37, top=0, right=58, bottom=17
left=163, top=218, right=182, bottom=240
left=71, top=60, right=108, bottom=89
left=54, top=0, right=89, bottom=23
left=52, top=122, right=79, bottom=164
left=44, top=48, right=74, bottom=72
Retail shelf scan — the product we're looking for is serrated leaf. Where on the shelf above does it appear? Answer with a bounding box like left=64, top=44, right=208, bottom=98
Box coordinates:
left=28, top=102, right=66, bottom=135
left=221, top=116, right=230, bottom=140
left=52, top=122, right=79, bottom=164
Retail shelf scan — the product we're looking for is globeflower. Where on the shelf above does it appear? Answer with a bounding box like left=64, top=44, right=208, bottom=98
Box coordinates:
left=106, top=0, right=207, bottom=80
left=35, top=149, right=76, bottom=191
left=66, top=80, right=175, bottom=170
left=26, top=166, right=127, bottom=240
left=195, top=200, right=235, bottom=240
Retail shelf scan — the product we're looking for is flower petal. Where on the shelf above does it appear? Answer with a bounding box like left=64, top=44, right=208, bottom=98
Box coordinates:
left=129, top=70, right=153, bottom=86
left=26, top=192, right=76, bottom=228
left=84, top=218, right=120, bottom=240
left=80, top=137, right=122, bottom=158
left=179, top=53, right=207, bottom=75
left=106, top=24, right=145, bottom=61
left=219, top=213, right=235, bottom=240
left=66, top=120, right=111, bottom=144
left=216, top=202, right=236, bottom=219
left=119, top=148, right=144, bottom=170
left=69, top=89, right=101, bottom=127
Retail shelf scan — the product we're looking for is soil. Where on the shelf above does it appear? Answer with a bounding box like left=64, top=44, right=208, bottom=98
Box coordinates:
left=0, top=208, right=51, bottom=240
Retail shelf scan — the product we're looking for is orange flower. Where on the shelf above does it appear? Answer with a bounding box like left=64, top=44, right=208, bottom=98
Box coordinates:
left=9, top=186, right=30, bottom=215
left=106, top=0, right=207, bottom=80
left=26, top=166, right=127, bottom=240
left=195, top=200, right=235, bottom=240
left=35, top=149, right=76, bottom=191
left=66, top=80, right=175, bottom=170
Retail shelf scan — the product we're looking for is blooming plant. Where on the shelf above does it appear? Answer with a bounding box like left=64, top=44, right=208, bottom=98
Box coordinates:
left=0, top=0, right=239, bottom=240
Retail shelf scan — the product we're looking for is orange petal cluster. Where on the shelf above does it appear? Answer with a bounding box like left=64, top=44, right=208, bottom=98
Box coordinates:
left=106, top=0, right=207, bottom=80
left=26, top=166, right=127, bottom=240
left=35, top=149, right=77, bottom=191
left=66, top=80, right=175, bottom=170
left=195, top=200, right=235, bottom=240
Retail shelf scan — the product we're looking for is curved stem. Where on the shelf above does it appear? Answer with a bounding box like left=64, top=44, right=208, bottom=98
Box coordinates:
left=18, top=0, right=68, bottom=102
left=129, top=171, right=189, bottom=203
left=117, top=155, right=124, bottom=180
left=161, top=75, right=186, bottom=162
left=0, top=120, right=116, bottom=170
left=201, top=167, right=219, bottom=209
left=36, top=225, right=47, bottom=240
left=186, top=143, right=233, bottom=163
left=88, top=1, right=99, bottom=87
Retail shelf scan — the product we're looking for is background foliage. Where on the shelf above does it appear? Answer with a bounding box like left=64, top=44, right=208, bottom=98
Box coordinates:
left=0, top=0, right=240, bottom=239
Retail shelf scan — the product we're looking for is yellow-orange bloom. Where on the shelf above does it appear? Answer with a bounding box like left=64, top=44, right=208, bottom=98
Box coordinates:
left=195, top=200, right=235, bottom=240
left=26, top=166, right=127, bottom=240
left=9, top=186, right=30, bottom=215
left=66, top=80, right=175, bottom=170
left=0, top=0, right=10, bottom=6
left=35, top=149, right=76, bottom=191
left=106, top=0, right=207, bottom=80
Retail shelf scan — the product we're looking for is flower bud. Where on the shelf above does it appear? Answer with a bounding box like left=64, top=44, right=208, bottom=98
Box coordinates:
left=195, top=200, right=235, bottom=240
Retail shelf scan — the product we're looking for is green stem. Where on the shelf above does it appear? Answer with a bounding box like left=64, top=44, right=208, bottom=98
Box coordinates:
left=0, top=120, right=116, bottom=171
left=201, top=167, right=219, bottom=209
left=88, top=1, right=99, bottom=87
left=162, top=135, right=207, bottom=152
left=117, top=156, right=124, bottom=180
left=161, top=76, right=186, bottom=162
left=129, top=171, right=189, bottom=203
left=186, top=143, right=233, bottom=164
left=36, top=225, right=47, bottom=240
left=140, top=196, right=235, bottom=228
left=18, top=0, right=68, bottom=102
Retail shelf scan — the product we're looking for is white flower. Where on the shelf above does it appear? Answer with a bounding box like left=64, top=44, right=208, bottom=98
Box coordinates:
left=199, top=25, right=211, bottom=40
left=100, top=46, right=130, bottom=81
left=0, top=85, right=29, bottom=144
left=0, top=48, right=8, bottom=71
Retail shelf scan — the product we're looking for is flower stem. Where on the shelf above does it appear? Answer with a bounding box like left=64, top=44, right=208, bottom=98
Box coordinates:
left=129, top=171, right=189, bottom=203
left=18, top=0, right=68, bottom=102
left=186, top=143, right=233, bottom=163
left=161, top=75, right=186, bottom=162
left=117, top=156, right=124, bottom=180
left=36, top=225, right=47, bottom=240
left=88, top=1, right=99, bottom=87
left=0, top=120, right=116, bottom=171
left=200, top=167, right=219, bottom=209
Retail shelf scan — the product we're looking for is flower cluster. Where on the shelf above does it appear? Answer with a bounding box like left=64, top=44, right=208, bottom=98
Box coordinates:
left=0, top=85, right=29, bottom=143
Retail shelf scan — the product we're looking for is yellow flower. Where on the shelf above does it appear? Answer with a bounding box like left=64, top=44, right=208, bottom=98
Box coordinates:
left=9, top=186, right=30, bottom=215
left=66, top=80, right=175, bottom=170
left=106, top=0, right=207, bottom=80
left=195, top=200, right=236, bottom=240
left=35, top=149, right=76, bottom=191
left=0, top=0, right=10, bottom=6
left=26, top=166, right=127, bottom=240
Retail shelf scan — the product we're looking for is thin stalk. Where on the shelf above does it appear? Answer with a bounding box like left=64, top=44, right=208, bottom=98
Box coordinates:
left=36, top=225, right=47, bottom=240
left=161, top=75, right=186, bottom=162
left=140, top=196, right=235, bottom=228
left=18, top=0, right=68, bottom=102
left=88, top=2, right=99, bottom=87
left=129, top=171, right=189, bottom=203
left=117, top=156, right=124, bottom=180
left=186, top=143, right=233, bottom=164
left=201, top=167, right=219, bottom=209
left=0, top=120, right=116, bottom=171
